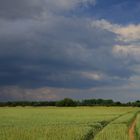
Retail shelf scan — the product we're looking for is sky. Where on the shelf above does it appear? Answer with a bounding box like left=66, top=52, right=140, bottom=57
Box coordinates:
left=1, top=0, right=140, bottom=102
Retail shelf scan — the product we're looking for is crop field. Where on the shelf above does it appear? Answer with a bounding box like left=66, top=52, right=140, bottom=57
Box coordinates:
left=0, top=107, right=139, bottom=140
left=135, top=114, right=140, bottom=140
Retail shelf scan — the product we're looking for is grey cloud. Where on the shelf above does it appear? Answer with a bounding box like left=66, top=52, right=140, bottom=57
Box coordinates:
left=0, top=14, right=134, bottom=89
left=0, top=86, right=59, bottom=101
left=0, top=0, right=44, bottom=19
left=0, top=0, right=96, bottom=19
left=0, top=0, right=138, bottom=95
left=1, top=84, right=140, bottom=102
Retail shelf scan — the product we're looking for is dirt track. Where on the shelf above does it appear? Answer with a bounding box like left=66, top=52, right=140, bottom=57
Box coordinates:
left=129, top=118, right=136, bottom=140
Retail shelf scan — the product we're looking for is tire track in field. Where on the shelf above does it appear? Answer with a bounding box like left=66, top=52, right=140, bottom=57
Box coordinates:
left=129, top=116, right=137, bottom=140
left=84, top=121, right=108, bottom=140
left=86, top=111, right=135, bottom=140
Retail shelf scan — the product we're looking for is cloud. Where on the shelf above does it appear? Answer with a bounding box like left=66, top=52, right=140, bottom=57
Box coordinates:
left=0, top=14, right=135, bottom=89
left=92, top=19, right=140, bottom=42
left=0, top=86, right=59, bottom=101
left=113, top=45, right=140, bottom=61
left=1, top=83, right=140, bottom=102
left=1, top=0, right=140, bottom=101
left=0, top=0, right=44, bottom=19
left=92, top=19, right=140, bottom=62
left=44, top=0, right=96, bottom=11
left=115, top=25, right=140, bottom=42
left=0, top=0, right=96, bottom=19
left=81, top=71, right=104, bottom=80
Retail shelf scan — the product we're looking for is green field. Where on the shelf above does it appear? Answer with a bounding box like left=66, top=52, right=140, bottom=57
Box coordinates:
left=0, top=107, right=139, bottom=140
left=135, top=114, right=140, bottom=140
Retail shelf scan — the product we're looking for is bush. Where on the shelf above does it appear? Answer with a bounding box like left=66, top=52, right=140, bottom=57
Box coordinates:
left=56, top=98, right=77, bottom=107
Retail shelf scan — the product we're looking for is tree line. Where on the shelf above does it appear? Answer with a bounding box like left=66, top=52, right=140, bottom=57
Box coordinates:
left=0, top=98, right=140, bottom=107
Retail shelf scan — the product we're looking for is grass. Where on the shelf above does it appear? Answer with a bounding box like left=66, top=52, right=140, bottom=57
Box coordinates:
left=135, top=114, right=140, bottom=140
left=94, top=124, right=129, bottom=140
left=94, top=109, right=139, bottom=140
left=0, top=107, right=139, bottom=140
left=0, top=126, right=93, bottom=140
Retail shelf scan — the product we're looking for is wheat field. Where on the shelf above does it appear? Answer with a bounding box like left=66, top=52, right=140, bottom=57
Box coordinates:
left=0, top=107, right=139, bottom=140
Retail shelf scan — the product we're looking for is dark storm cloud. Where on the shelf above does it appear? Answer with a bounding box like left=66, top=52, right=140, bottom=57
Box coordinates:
left=0, top=13, right=132, bottom=88
left=0, top=0, right=44, bottom=19
left=0, top=0, right=139, bottom=102
left=0, top=0, right=96, bottom=19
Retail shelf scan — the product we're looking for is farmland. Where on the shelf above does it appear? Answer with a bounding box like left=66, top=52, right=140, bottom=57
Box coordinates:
left=0, top=107, right=139, bottom=140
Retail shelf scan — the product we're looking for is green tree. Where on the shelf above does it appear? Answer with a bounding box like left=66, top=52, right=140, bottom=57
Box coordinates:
left=56, top=98, right=77, bottom=107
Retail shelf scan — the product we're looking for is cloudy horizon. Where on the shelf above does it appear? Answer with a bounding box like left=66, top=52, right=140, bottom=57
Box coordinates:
left=1, top=0, right=140, bottom=102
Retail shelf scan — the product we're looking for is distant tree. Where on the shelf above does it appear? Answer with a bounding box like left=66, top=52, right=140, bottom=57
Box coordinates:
left=0, top=98, right=139, bottom=107
left=56, top=98, right=77, bottom=107
left=132, top=100, right=140, bottom=107
left=81, top=99, right=114, bottom=106
left=114, top=101, right=122, bottom=106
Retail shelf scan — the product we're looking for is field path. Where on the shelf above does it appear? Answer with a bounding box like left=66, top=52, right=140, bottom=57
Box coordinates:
left=92, top=111, right=132, bottom=140
left=129, top=117, right=136, bottom=140
left=93, top=111, right=138, bottom=140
